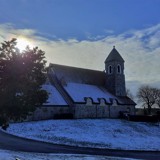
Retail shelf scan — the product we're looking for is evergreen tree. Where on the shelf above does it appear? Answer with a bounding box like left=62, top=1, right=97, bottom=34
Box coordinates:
left=0, top=38, right=48, bottom=124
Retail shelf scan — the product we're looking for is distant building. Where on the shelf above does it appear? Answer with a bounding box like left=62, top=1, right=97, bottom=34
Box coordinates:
left=31, top=47, right=136, bottom=120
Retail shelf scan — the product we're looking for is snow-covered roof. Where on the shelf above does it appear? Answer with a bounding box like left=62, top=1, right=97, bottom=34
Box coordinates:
left=47, top=64, right=136, bottom=105
left=42, top=84, right=67, bottom=105
left=64, top=82, right=118, bottom=103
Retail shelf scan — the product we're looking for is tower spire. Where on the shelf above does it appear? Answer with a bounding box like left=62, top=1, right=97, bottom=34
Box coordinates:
left=104, top=47, right=126, bottom=96
left=105, top=46, right=124, bottom=63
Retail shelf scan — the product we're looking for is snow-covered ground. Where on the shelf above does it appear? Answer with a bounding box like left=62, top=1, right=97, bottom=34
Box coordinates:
left=7, top=119, right=160, bottom=151
left=0, top=150, right=135, bottom=160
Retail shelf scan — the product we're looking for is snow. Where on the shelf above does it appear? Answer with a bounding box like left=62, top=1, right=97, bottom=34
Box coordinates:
left=64, top=82, right=118, bottom=103
left=7, top=119, right=160, bottom=151
left=42, top=84, right=67, bottom=105
left=41, top=82, right=121, bottom=105
left=0, top=150, right=132, bottom=160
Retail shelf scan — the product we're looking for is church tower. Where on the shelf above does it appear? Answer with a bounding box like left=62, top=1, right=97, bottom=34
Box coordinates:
left=105, top=46, right=126, bottom=96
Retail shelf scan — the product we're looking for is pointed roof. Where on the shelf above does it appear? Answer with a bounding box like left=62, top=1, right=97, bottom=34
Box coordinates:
left=105, top=46, right=124, bottom=63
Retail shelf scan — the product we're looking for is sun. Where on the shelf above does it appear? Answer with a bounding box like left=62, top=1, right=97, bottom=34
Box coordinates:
left=16, top=37, right=34, bottom=52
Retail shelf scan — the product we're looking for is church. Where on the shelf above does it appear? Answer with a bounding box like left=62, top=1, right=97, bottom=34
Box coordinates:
left=31, top=47, right=136, bottom=120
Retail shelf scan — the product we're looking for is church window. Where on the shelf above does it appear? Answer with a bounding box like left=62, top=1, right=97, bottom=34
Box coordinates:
left=117, top=65, right=121, bottom=74
left=108, top=65, right=112, bottom=74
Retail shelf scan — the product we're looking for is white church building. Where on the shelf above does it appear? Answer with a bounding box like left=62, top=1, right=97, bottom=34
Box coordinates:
left=31, top=46, right=136, bottom=120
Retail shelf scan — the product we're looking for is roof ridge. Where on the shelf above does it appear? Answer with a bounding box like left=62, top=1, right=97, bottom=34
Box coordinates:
left=49, top=63, right=103, bottom=73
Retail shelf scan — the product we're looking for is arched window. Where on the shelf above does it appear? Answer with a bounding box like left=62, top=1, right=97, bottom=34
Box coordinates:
left=117, top=64, right=121, bottom=74
left=108, top=65, right=112, bottom=74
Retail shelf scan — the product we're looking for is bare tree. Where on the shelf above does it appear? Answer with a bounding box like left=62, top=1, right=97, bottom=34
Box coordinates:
left=155, top=89, right=160, bottom=108
left=137, top=85, right=160, bottom=114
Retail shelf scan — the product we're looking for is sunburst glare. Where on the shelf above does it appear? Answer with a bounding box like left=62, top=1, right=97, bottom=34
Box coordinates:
left=16, top=37, right=34, bottom=52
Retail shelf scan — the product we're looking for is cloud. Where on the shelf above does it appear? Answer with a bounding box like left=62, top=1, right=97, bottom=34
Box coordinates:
left=104, top=29, right=114, bottom=34
left=0, top=23, right=160, bottom=97
left=0, top=23, right=36, bottom=42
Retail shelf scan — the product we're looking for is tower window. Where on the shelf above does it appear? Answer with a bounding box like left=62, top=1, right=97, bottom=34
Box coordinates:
left=117, top=65, right=121, bottom=74
left=108, top=65, right=112, bottom=74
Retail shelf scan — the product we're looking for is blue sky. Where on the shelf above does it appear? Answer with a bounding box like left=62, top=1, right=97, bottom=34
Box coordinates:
left=0, top=0, right=160, bottom=97
left=1, top=0, right=160, bottom=40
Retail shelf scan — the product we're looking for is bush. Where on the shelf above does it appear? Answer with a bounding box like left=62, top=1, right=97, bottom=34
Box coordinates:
left=0, top=117, right=6, bottom=126
left=119, top=111, right=130, bottom=119
left=1, top=123, right=9, bottom=130
left=129, top=115, right=159, bottom=122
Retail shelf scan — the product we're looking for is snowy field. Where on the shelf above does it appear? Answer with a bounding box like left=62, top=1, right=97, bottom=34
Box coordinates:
left=7, top=119, right=160, bottom=151
left=0, top=150, right=135, bottom=160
